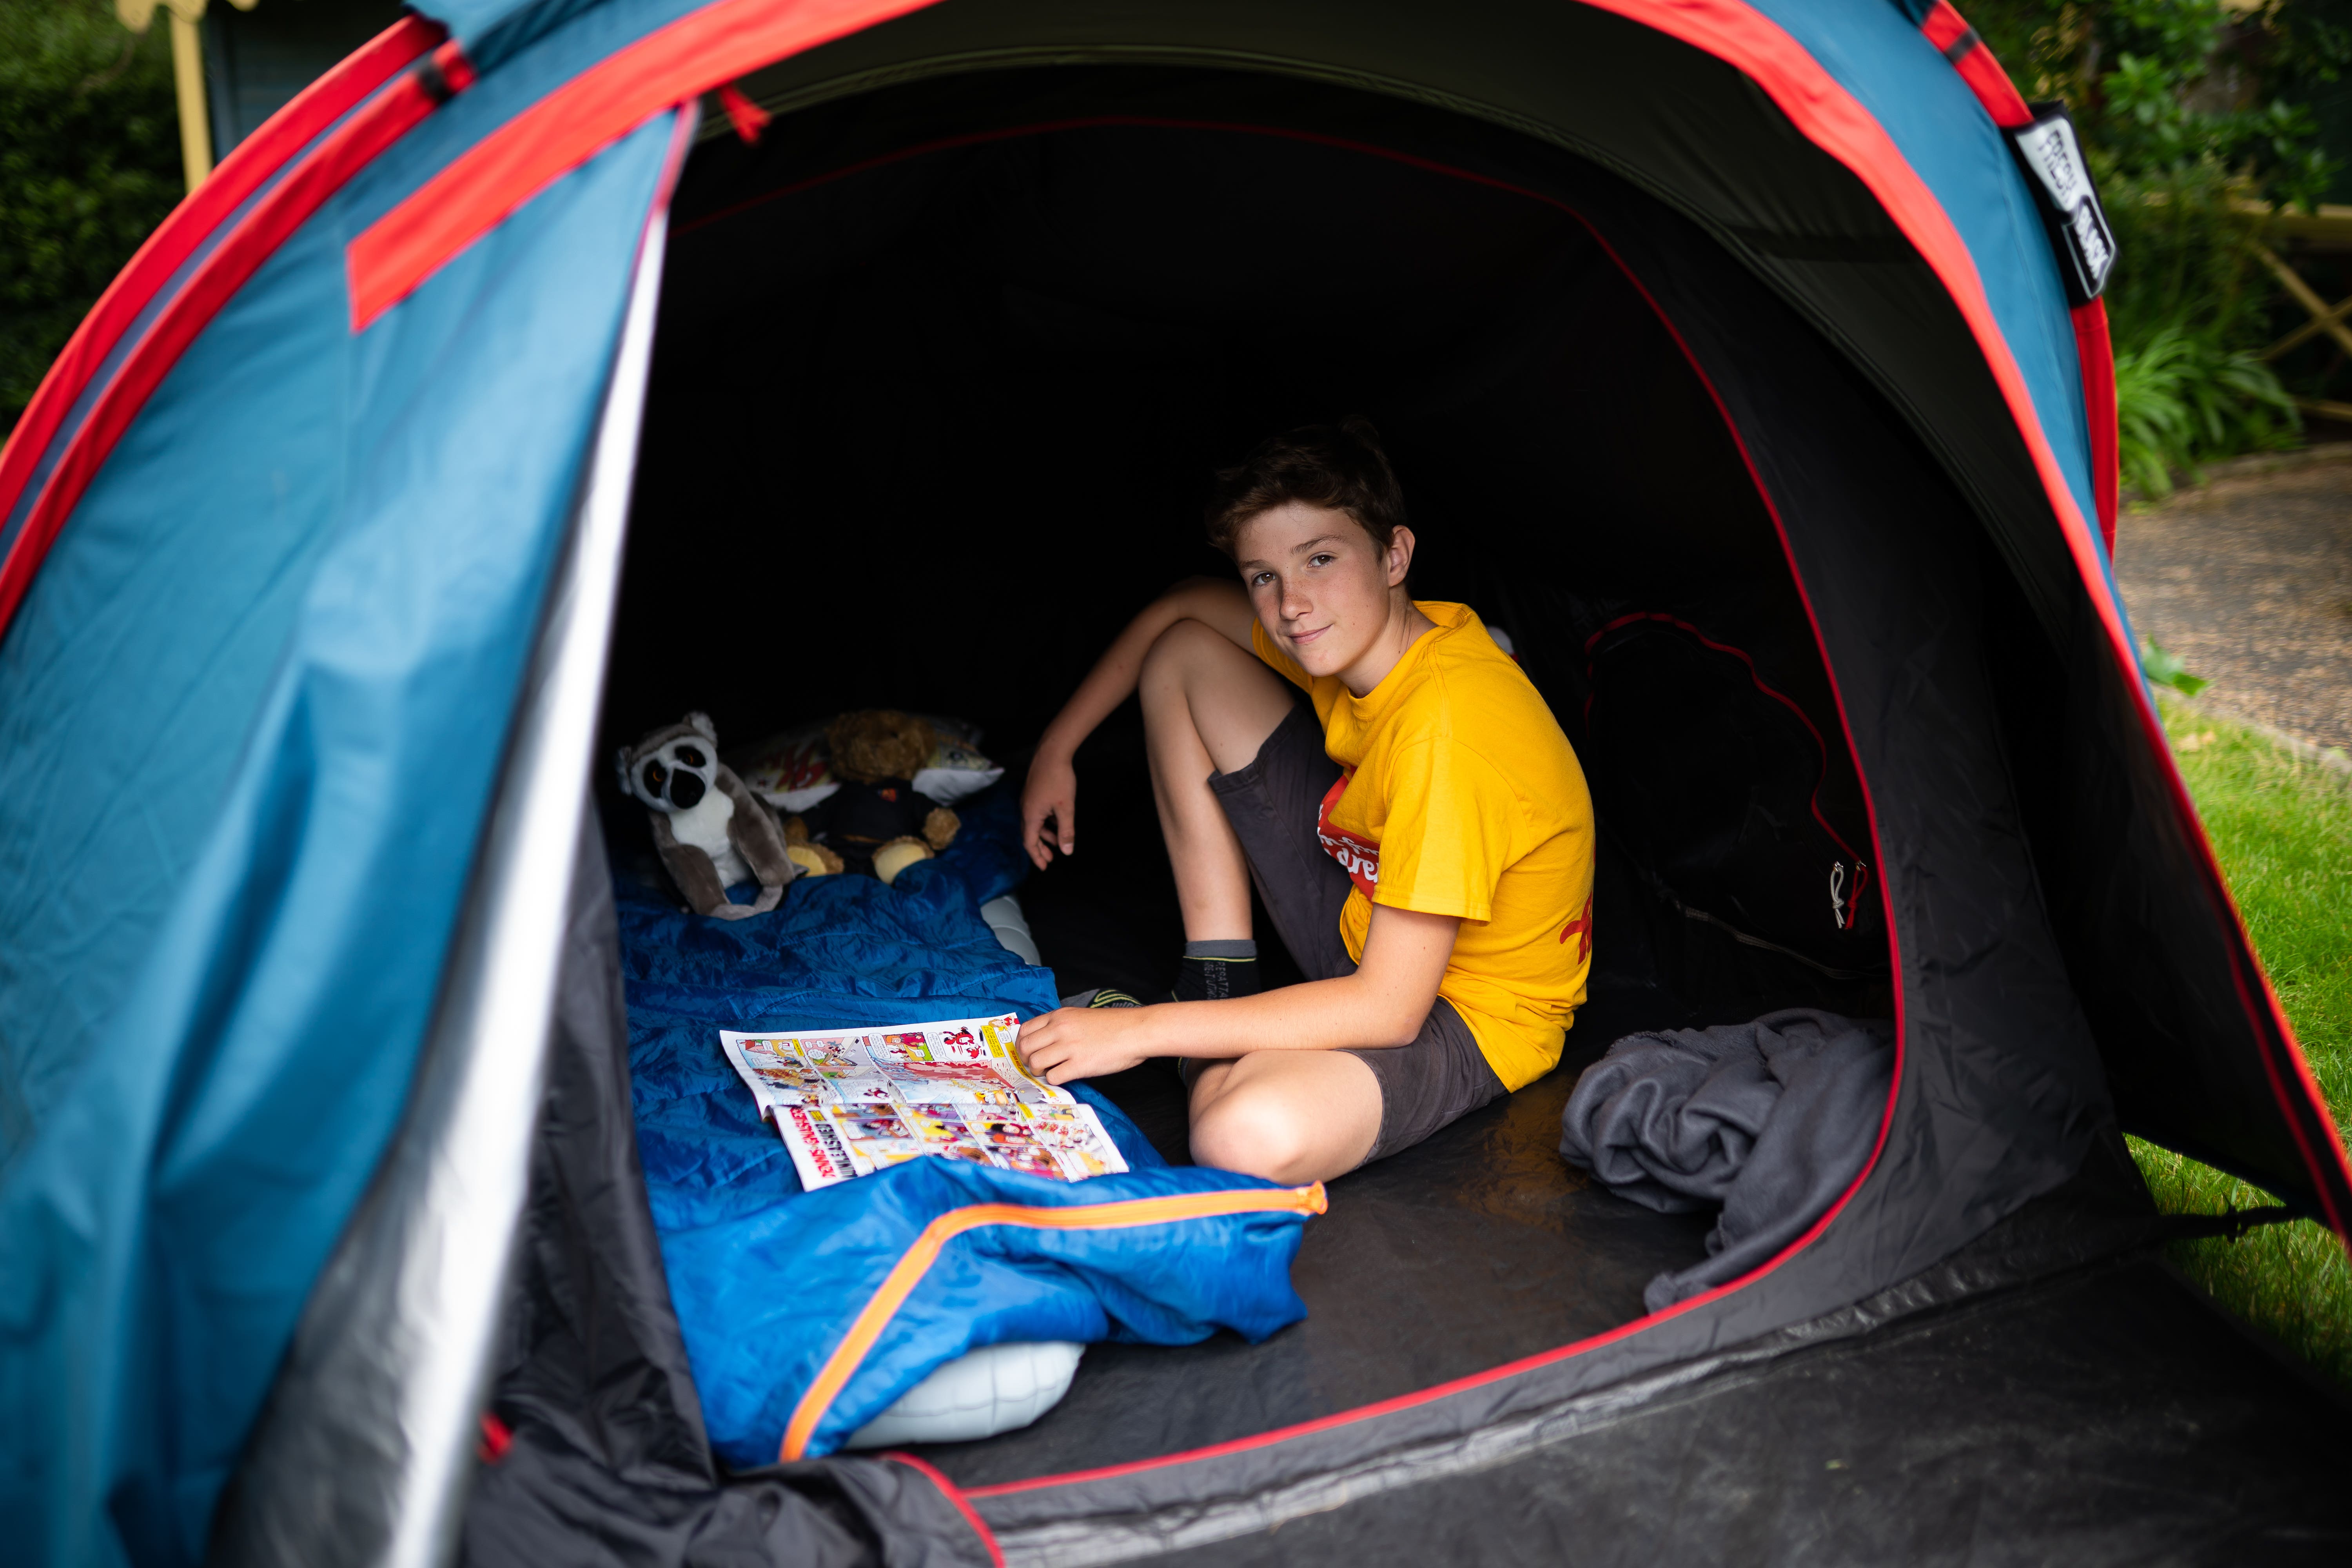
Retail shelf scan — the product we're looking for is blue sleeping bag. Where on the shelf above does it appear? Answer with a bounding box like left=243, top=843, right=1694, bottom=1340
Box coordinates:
left=622, top=784, right=1319, bottom=1465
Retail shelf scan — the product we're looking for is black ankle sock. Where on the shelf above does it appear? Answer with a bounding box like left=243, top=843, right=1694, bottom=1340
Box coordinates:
left=1174, top=939, right=1261, bottom=1003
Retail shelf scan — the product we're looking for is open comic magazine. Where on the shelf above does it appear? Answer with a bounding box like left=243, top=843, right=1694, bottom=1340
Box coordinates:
left=719, top=1013, right=1131, bottom=1190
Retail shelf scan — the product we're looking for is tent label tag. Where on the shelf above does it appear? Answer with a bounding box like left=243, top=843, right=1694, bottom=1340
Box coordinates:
left=2006, top=103, right=2114, bottom=305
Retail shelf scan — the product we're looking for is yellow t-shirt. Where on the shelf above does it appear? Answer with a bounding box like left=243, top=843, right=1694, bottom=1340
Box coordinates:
left=1252, top=601, right=1595, bottom=1091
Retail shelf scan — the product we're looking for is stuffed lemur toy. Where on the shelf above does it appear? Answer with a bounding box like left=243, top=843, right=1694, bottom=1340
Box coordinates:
left=619, top=713, right=802, bottom=919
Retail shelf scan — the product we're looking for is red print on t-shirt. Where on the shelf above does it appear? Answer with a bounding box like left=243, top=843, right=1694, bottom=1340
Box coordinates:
left=1559, top=894, right=1593, bottom=960
left=1317, top=771, right=1380, bottom=899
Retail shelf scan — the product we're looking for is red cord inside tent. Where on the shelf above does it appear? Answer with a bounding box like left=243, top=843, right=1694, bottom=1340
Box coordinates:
left=658, top=114, right=1904, bottom=1501
left=717, top=83, right=770, bottom=144
left=1583, top=610, right=1875, bottom=931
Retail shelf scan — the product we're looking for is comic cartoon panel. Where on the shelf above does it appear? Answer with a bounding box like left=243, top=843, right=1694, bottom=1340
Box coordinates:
left=866, top=1038, right=981, bottom=1091
left=879, top=1031, right=940, bottom=1063
left=725, top=1017, right=1116, bottom=1184
left=720, top=1031, right=822, bottom=1112
left=900, top=1103, right=958, bottom=1140
left=776, top=1104, right=856, bottom=1189
left=902, top=1103, right=986, bottom=1146
left=1022, top=1106, right=1106, bottom=1151
left=740, top=1042, right=824, bottom=1103
left=1053, top=1145, right=1126, bottom=1179
left=879, top=1057, right=1029, bottom=1101
left=815, top=1109, right=905, bottom=1176
left=929, top=1023, right=987, bottom=1061
left=834, top=1111, right=913, bottom=1143
left=1029, top=1106, right=1129, bottom=1175
left=799, top=1037, right=895, bottom=1102
left=985, top=1018, right=1073, bottom=1104
left=987, top=1145, right=1065, bottom=1179
left=972, top=1116, right=1039, bottom=1147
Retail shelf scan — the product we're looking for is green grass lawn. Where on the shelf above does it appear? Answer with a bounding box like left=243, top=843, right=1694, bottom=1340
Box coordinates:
left=2137, top=697, right=2352, bottom=1385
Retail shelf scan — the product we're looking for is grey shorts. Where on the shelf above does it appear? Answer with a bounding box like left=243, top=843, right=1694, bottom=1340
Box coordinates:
left=1189, top=700, right=1506, bottom=1165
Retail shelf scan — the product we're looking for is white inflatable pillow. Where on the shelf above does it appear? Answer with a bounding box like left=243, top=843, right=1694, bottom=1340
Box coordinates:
left=844, top=1340, right=1083, bottom=1449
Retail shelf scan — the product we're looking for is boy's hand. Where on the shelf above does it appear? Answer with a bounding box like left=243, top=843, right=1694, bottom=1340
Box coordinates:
left=1020, top=751, right=1078, bottom=869
left=1017, top=1005, right=1154, bottom=1084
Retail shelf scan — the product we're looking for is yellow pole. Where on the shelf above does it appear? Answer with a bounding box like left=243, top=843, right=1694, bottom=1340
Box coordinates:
left=167, top=1, right=212, bottom=191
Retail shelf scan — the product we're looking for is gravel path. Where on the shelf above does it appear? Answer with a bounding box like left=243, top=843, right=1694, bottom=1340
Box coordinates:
left=2114, top=455, right=2352, bottom=754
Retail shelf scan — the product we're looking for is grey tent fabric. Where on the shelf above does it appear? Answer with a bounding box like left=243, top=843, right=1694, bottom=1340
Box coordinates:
left=1560, top=1010, right=1894, bottom=1310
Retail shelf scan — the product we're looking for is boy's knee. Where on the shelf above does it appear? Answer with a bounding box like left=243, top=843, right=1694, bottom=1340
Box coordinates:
left=1190, top=1088, right=1310, bottom=1181
left=1140, top=617, right=1230, bottom=684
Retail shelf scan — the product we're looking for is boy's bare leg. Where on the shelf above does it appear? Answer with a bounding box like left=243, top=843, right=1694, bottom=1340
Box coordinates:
left=1189, top=1050, right=1383, bottom=1183
left=1137, top=619, right=1296, bottom=941
left=1139, top=621, right=1384, bottom=1184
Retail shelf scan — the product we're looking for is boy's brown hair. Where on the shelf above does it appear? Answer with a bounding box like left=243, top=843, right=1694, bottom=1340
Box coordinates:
left=1205, top=416, right=1408, bottom=558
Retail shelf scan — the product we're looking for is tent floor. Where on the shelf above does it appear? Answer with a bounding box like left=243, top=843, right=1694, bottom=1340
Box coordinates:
left=907, top=1031, right=1712, bottom=1487
left=905, top=733, right=2352, bottom=1543
left=1146, top=1254, right=2352, bottom=1565
left=916, top=724, right=1753, bottom=1485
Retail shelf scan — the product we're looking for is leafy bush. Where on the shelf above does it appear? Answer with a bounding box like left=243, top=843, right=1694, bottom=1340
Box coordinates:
left=0, top=0, right=181, bottom=437
left=1972, top=1, right=2347, bottom=480
left=2114, top=323, right=2298, bottom=495
left=2138, top=633, right=2209, bottom=693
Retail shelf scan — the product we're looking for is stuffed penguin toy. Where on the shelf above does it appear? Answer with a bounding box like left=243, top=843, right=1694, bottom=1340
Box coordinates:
left=619, top=713, right=811, bottom=919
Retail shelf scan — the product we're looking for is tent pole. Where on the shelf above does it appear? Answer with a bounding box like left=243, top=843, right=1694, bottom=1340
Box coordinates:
left=120, top=0, right=259, bottom=192
left=208, top=162, right=679, bottom=1568
left=166, top=2, right=212, bottom=190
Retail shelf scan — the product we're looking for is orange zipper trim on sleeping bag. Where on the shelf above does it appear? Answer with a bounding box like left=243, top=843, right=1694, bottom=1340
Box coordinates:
left=779, top=1183, right=1328, bottom=1461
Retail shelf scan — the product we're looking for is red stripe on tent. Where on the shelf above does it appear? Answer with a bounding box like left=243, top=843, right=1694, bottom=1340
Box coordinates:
left=2074, top=297, right=2120, bottom=552
left=1919, top=8, right=2122, bottom=553
left=0, top=43, right=470, bottom=642
left=333, top=2, right=2329, bottom=1217
left=1921, top=2, right=2032, bottom=128
left=0, top=14, right=442, bottom=544
left=343, top=0, right=945, bottom=328
left=1575, top=0, right=2350, bottom=1240
left=1932, top=29, right=2244, bottom=1186
left=882, top=1453, right=1006, bottom=1567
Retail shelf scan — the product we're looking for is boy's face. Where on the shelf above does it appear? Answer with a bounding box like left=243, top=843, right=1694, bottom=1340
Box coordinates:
left=1233, top=501, right=1414, bottom=682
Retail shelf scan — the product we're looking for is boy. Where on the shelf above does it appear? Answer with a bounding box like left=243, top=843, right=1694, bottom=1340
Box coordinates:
left=1016, top=420, right=1594, bottom=1184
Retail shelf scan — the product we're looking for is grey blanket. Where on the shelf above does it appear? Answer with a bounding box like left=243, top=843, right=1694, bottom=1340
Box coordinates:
left=1559, top=1008, right=1894, bottom=1312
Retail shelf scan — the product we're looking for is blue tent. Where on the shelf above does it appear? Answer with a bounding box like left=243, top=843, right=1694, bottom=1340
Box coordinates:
left=5, top=2, right=2348, bottom=1564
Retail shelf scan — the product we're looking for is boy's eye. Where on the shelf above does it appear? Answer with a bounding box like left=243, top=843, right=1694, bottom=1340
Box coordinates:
left=1309, top=554, right=1335, bottom=567
left=1252, top=571, right=1275, bottom=588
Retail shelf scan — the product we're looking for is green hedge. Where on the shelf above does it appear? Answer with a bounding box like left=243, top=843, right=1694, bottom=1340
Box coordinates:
left=1, top=0, right=181, bottom=436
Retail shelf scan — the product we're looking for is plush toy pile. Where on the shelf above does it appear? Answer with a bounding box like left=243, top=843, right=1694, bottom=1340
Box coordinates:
left=732, top=710, right=1003, bottom=811
left=778, top=710, right=964, bottom=885
left=622, top=710, right=990, bottom=913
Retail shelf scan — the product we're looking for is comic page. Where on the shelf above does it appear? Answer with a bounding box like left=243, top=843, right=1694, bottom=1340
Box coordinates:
left=719, top=1014, right=1129, bottom=1189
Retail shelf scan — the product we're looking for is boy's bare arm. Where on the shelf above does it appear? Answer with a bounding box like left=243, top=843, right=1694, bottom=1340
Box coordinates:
left=1016, top=904, right=1460, bottom=1082
left=1020, top=578, right=1254, bottom=867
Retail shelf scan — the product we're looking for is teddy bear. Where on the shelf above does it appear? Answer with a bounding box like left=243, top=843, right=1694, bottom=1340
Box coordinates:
left=783, top=709, right=961, bottom=885
left=617, top=713, right=818, bottom=918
